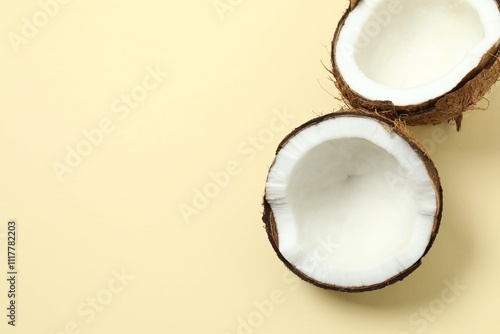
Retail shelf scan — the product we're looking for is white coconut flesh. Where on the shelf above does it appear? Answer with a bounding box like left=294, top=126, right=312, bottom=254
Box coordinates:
left=265, top=117, right=438, bottom=287
left=335, top=0, right=500, bottom=105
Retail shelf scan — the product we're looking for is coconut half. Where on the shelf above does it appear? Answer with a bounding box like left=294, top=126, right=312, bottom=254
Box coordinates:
left=331, top=0, right=500, bottom=128
left=263, top=111, right=442, bottom=292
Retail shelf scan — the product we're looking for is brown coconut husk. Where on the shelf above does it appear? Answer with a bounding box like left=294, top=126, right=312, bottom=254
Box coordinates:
left=262, top=111, right=443, bottom=292
left=331, top=0, right=500, bottom=130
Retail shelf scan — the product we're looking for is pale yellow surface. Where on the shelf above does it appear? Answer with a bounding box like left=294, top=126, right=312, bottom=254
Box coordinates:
left=0, top=1, right=499, bottom=334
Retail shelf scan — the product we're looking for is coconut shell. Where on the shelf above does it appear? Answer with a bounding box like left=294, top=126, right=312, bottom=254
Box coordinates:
left=331, top=1, right=500, bottom=130
left=262, top=111, right=443, bottom=292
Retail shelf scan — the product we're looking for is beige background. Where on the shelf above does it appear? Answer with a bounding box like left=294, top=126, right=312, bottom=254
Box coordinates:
left=1, top=0, right=499, bottom=333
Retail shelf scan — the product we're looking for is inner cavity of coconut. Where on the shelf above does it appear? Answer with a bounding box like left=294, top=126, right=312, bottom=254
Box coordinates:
left=265, top=117, right=438, bottom=287
left=355, top=0, right=484, bottom=89
left=335, top=0, right=500, bottom=105
left=287, top=138, right=417, bottom=270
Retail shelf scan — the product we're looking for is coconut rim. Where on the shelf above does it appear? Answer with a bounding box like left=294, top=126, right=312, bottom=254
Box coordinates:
left=262, top=111, right=443, bottom=292
left=330, top=0, right=500, bottom=125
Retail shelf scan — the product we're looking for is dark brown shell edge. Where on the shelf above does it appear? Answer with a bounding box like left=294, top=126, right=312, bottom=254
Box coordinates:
left=262, top=111, right=443, bottom=293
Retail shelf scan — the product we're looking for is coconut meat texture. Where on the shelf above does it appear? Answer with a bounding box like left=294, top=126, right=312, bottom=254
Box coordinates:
left=335, top=0, right=500, bottom=106
left=265, top=115, right=441, bottom=289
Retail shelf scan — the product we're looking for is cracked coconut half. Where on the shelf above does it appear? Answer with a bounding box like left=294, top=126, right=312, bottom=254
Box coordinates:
left=331, top=0, right=500, bottom=128
left=263, top=112, right=442, bottom=292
